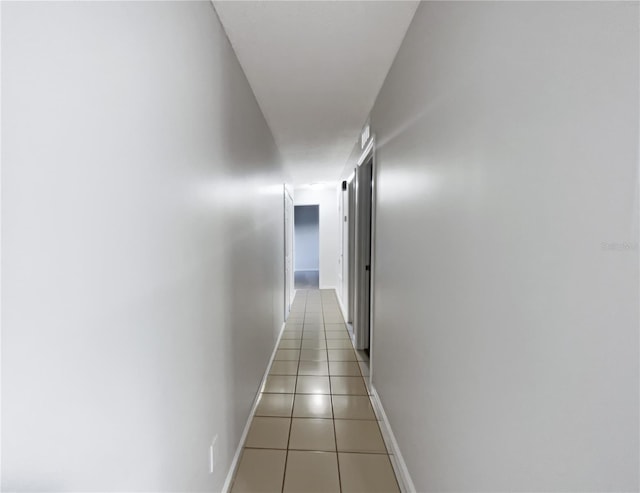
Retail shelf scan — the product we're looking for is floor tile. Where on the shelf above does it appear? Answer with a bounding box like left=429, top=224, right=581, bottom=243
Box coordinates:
left=281, top=332, right=302, bottom=340
left=296, top=375, right=330, bottom=394
left=269, top=361, right=299, bottom=376
left=245, top=417, right=291, bottom=449
left=326, top=339, right=354, bottom=349
left=301, top=339, right=327, bottom=349
left=233, top=291, right=400, bottom=493
left=358, top=361, right=370, bottom=377
left=334, top=420, right=386, bottom=453
left=330, top=376, right=367, bottom=395
left=289, top=418, right=336, bottom=451
left=300, top=349, right=328, bottom=361
left=231, top=448, right=286, bottom=493
left=338, top=453, right=399, bottom=493
left=298, top=361, right=329, bottom=376
left=328, top=349, right=357, bottom=361
left=302, top=332, right=326, bottom=340
left=332, top=395, right=376, bottom=420
left=275, top=349, right=300, bottom=361
left=283, top=451, right=340, bottom=492
left=279, top=339, right=301, bottom=349
left=328, top=361, right=361, bottom=376
left=293, top=394, right=333, bottom=418
left=255, top=393, right=294, bottom=417
left=326, top=331, right=350, bottom=340
left=303, top=322, right=324, bottom=328
left=264, top=375, right=296, bottom=393
left=325, top=323, right=347, bottom=331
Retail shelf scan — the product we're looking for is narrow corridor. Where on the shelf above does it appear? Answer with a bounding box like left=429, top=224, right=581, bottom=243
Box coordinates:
left=230, top=290, right=399, bottom=493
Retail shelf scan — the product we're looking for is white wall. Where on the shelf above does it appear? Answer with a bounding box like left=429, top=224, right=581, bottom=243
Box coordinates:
left=1, top=2, right=284, bottom=491
left=294, top=187, right=340, bottom=290
left=368, top=2, right=639, bottom=491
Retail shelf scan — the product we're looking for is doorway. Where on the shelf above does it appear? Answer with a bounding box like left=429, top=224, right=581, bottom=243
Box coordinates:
left=353, top=141, right=375, bottom=355
left=294, top=204, right=320, bottom=289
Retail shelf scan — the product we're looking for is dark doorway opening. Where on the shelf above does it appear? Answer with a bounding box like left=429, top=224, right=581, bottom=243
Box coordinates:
left=294, top=205, right=320, bottom=289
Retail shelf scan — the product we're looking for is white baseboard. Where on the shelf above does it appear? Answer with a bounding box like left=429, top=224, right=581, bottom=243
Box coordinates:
left=335, top=289, right=348, bottom=322
left=221, top=320, right=287, bottom=493
left=369, top=386, right=416, bottom=493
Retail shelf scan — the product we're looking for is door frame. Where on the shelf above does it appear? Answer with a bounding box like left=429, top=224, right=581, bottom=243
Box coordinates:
left=353, top=137, right=377, bottom=360
left=346, top=172, right=356, bottom=324
left=284, top=185, right=294, bottom=319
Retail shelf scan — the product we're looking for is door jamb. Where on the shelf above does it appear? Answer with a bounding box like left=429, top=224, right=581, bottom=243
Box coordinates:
left=356, top=136, right=376, bottom=384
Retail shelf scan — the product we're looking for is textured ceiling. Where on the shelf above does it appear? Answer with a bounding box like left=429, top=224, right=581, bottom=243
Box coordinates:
left=213, top=1, right=419, bottom=185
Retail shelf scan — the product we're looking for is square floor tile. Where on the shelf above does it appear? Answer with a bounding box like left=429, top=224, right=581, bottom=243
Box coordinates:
left=326, top=339, right=353, bottom=349
left=326, top=331, right=350, bottom=340
left=279, top=339, right=301, bottom=349
left=324, top=324, right=347, bottom=331
left=298, top=361, right=329, bottom=376
left=328, top=361, right=361, bottom=376
left=303, top=323, right=324, bottom=330
left=255, top=393, right=294, bottom=417
left=302, top=332, right=326, bottom=340
left=324, top=317, right=344, bottom=324
left=285, top=323, right=303, bottom=330
left=334, top=420, right=386, bottom=453
left=332, top=395, right=376, bottom=420
left=264, top=376, right=296, bottom=393
left=328, top=349, right=357, bottom=361
left=245, top=417, right=290, bottom=449
left=231, top=448, right=286, bottom=493
left=289, top=418, right=336, bottom=451
left=296, top=375, right=330, bottom=394
left=275, top=349, right=300, bottom=361
left=293, top=394, right=333, bottom=418
left=270, top=361, right=299, bottom=376
left=283, top=451, right=339, bottom=492
left=330, top=376, right=367, bottom=395
left=300, top=350, right=327, bottom=362
left=302, top=339, right=327, bottom=349
left=338, top=453, right=399, bottom=493
left=281, top=332, right=302, bottom=340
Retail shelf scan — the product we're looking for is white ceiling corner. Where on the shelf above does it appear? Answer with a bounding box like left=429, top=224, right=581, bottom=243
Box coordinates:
left=213, top=0, right=419, bottom=185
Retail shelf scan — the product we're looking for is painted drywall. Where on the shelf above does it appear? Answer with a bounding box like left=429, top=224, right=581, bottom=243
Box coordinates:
left=1, top=2, right=284, bottom=491
left=294, top=187, right=340, bottom=290
left=294, top=205, right=320, bottom=271
left=368, top=2, right=639, bottom=491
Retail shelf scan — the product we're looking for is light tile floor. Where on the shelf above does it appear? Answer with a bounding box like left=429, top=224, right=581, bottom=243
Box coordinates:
left=230, top=289, right=400, bottom=493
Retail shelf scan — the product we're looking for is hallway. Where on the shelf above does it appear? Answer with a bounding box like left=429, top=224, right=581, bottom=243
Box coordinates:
left=2, top=1, right=638, bottom=491
left=230, top=290, right=398, bottom=493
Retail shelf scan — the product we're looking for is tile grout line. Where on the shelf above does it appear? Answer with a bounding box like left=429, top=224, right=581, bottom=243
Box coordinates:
left=324, top=293, right=343, bottom=493
left=280, top=290, right=307, bottom=493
